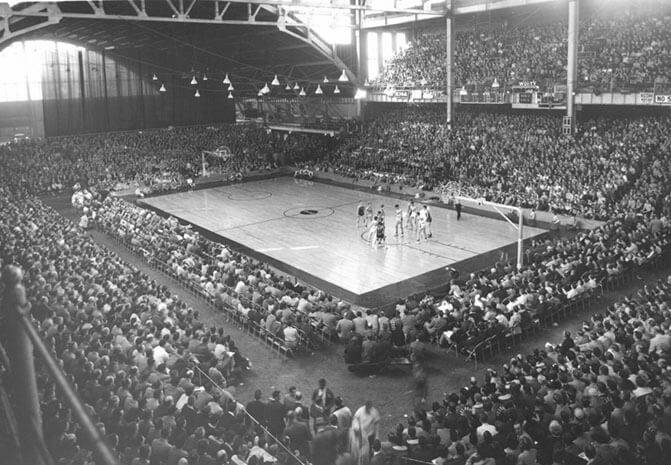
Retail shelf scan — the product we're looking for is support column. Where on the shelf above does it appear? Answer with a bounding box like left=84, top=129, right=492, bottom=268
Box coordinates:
left=354, top=0, right=365, bottom=118
left=445, top=1, right=454, bottom=129
left=565, top=0, right=578, bottom=133
left=517, top=208, right=524, bottom=270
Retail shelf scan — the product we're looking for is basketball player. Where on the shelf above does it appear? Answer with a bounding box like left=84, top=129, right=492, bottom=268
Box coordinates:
left=417, top=205, right=429, bottom=242
left=394, top=204, right=404, bottom=237
left=365, top=201, right=374, bottom=227
left=356, top=201, right=365, bottom=228
left=375, top=215, right=387, bottom=249
left=407, top=200, right=417, bottom=231
left=366, top=216, right=378, bottom=248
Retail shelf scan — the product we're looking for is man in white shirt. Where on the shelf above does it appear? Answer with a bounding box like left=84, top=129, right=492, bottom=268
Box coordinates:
left=283, top=324, right=299, bottom=349
left=475, top=413, right=498, bottom=444
left=152, top=339, right=170, bottom=366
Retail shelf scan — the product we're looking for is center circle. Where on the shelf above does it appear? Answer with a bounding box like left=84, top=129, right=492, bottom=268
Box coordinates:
left=283, top=207, right=335, bottom=219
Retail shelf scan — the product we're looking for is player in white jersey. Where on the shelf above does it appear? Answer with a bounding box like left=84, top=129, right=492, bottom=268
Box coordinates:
left=394, top=204, right=404, bottom=237
left=364, top=201, right=374, bottom=227
left=407, top=200, right=417, bottom=231
left=417, top=205, right=429, bottom=242
left=366, top=216, right=379, bottom=248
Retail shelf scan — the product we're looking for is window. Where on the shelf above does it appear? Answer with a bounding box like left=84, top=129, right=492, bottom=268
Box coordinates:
left=396, top=32, right=407, bottom=52
left=381, top=32, right=394, bottom=64
left=367, top=32, right=379, bottom=80
left=289, top=1, right=351, bottom=45
left=0, top=40, right=83, bottom=102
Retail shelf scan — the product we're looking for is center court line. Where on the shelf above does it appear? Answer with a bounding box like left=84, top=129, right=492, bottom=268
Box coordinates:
left=217, top=199, right=362, bottom=231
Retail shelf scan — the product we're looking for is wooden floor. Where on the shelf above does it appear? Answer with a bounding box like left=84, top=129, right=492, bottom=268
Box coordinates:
left=142, top=177, right=547, bottom=305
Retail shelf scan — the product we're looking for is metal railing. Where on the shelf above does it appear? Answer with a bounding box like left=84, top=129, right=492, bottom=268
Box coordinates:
left=18, top=314, right=119, bottom=465
left=1, top=276, right=118, bottom=465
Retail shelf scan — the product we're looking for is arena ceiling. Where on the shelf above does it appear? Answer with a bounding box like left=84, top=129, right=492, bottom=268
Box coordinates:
left=0, top=1, right=442, bottom=93
left=0, top=0, right=554, bottom=94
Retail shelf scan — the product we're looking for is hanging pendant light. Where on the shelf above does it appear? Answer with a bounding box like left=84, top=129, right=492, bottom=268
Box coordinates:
left=315, top=84, right=323, bottom=95
left=271, top=74, right=280, bottom=86
left=285, top=83, right=292, bottom=91
left=227, top=92, right=234, bottom=99
left=203, top=73, right=208, bottom=81
left=491, top=78, right=500, bottom=89
left=459, top=86, right=468, bottom=96
left=323, top=76, right=329, bottom=83
left=159, top=83, right=166, bottom=92
left=364, top=79, right=370, bottom=87
left=190, top=75, right=197, bottom=85
left=261, top=82, right=270, bottom=94
left=338, top=69, right=348, bottom=82
left=333, top=85, right=340, bottom=94
left=194, top=89, right=201, bottom=97
left=299, top=87, right=306, bottom=97
left=152, top=73, right=158, bottom=81
left=293, top=82, right=300, bottom=91
left=223, top=73, right=231, bottom=85
left=258, top=90, right=264, bottom=97
left=228, top=83, right=234, bottom=91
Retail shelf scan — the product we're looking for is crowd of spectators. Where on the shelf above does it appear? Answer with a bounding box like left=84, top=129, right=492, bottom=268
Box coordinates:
left=382, top=274, right=671, bottom=465
left=374, top=4, right=671, bottom=92
left=311, top=107, right=671, bottom=220
left=0, top=58, right=670, bottom=465
left=0, top=188, right=256, bottom=464
left=0, top=124, right=331, bottom=197
left=94, top=196, right=350, bottom=352
left=338, top=204, right=669, bottom=363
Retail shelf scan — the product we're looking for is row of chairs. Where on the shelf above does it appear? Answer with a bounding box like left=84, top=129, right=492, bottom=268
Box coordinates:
left=197, top=250, right=338, bottom=345
left=456, top=246, right=671, bottom=368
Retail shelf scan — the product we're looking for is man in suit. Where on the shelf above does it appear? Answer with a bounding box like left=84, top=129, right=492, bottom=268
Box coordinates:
left=312, top=378, right=335, bottom=414
left=245, top=389, right=266, bottom=430
left=284, top=410, right=312, bottom=458
left=265, top=390, right=286, bottom=438
left=312, top=415, right=344, bottom=465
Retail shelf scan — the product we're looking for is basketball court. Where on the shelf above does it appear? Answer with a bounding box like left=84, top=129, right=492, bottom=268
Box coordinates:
left=141, top=177, right=548, bottom=306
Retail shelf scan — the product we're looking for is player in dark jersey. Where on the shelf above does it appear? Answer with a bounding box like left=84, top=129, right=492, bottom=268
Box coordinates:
left=375, top=217, right=386, bottom=249
left=356, top=201, right=365, bottom=228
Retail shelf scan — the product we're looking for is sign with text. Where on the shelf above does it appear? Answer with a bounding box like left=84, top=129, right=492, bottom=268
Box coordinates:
left=654, top=94, right=671, bottom=105
left=639, top=92, right=654, bottom=104
left=518, top=93, right=533, bottom=104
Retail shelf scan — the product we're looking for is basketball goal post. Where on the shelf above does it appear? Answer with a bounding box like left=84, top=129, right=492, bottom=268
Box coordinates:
left=453, top=195, right=524, bottom=270
left=201, top=147, right=232, bottom=177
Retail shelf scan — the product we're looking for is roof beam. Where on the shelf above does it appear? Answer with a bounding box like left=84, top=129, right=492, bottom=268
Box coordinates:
left=362, top=0, right=557, bottom=28
left=214, top=0, right=445, bottom=16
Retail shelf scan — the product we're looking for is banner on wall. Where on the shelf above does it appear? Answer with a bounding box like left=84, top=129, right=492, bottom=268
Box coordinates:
left=654, top=94, right=671, bottom=104
left=639, top=92, right=654, bottom=104
left=518, top=93, right=533, bottom=104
